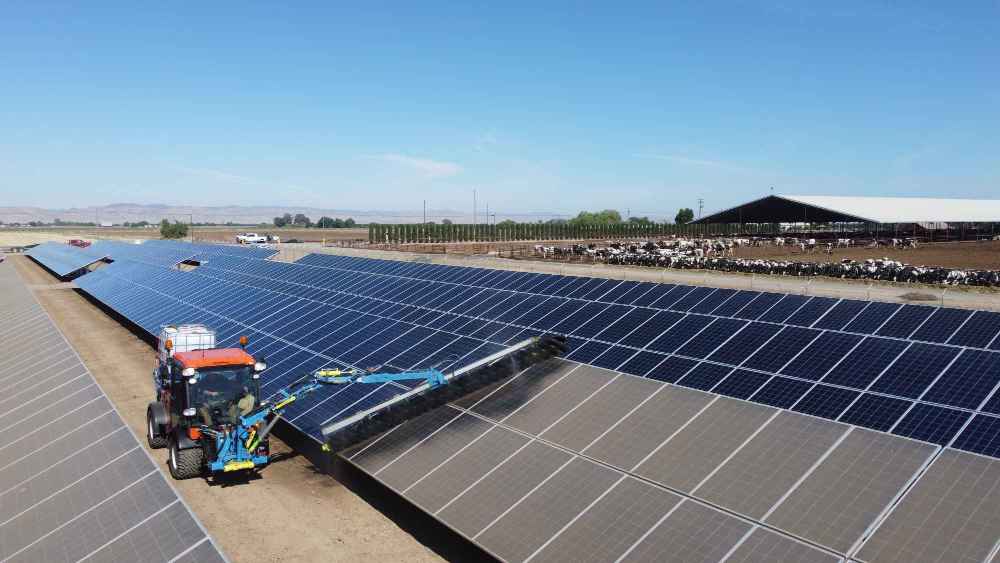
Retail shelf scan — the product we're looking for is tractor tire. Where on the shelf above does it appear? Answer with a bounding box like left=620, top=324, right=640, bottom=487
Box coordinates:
left=168, top=440, right=204, bottom=480
left=146, top=408, right=167, bottom=449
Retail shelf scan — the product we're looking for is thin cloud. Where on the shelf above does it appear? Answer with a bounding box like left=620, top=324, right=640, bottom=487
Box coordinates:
left=368, top=153, right=463, bottom=178
left=632, top=152, right=760, bottom=174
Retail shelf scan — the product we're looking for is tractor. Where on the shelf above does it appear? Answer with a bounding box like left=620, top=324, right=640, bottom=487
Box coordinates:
left=146, top=325, right=269, bottom=479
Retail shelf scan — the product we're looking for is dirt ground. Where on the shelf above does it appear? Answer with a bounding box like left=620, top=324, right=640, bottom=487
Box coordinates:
left=0, top=227, right=368, bottom=247
left=731, top=239, right=1000, bottom=270
left=9, top=255, right=439, bottom=563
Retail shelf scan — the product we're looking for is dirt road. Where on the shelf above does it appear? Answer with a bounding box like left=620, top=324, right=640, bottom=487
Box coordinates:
left=10, top=255, right=439, bottom=563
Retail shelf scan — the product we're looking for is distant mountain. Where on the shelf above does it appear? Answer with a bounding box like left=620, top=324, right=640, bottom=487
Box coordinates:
left=0, top=204, right=567, bottom=225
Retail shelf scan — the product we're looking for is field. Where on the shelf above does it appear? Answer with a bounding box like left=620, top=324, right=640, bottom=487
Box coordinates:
left=0, top=226, right=368, bottom=247
left=731, top=239, right=1000, bottom=270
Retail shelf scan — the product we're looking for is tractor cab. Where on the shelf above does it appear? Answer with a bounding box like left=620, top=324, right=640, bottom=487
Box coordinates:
left=172, top=348, right=262, bottom=428
left=147, top=325, right=270, bottom=479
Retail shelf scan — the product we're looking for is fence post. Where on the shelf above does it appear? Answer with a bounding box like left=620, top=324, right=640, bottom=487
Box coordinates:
left=940, top=287, right=948, bottom=308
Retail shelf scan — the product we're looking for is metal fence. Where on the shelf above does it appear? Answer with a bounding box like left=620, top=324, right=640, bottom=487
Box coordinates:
left=369, top=221, right=1000, bottom=244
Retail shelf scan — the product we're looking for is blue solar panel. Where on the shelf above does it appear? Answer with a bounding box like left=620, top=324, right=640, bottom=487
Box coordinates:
left=844, top=301, right=901, bottom=334
left=741, top=326, right=820, bottom=373
left=591, top=346, right=638, bottom=371
left=749, top=377, right=813, bottom=409
left=26, top=242, right=109, bottom=278
left=646, top=355, right=698, bottom=383
left=630, top=283, right=676, bottom=307
left=821, top=338, right=909, bottom=389
left=920, top=350, right=1000, bottom=410
left=733, top=292, right=784, bottom=320
left=675, top=318, right=747, bottom=358
left=892, top=403, right=970, bottom=445
left=876, top=305, right=935, bottom=339
left=949, top=311, right=1000, bottom=349
left=711, top=291, right=760, bottom=317
left=758, top=294, right=810, bottom=324
left=812, top=299, right=869, bottom=331
left=708, top=322, right=782, bottom=366
left=784, top=297, right=838, bottom=327
left=910, top=307, right=972, bottom=343
left=645, top=314, right=713, bottom=353
left=713, top=370, right=771, bottom=400
left=792, top=385, right=859, bottom=419
left=617, top=351, right=668, bottom=377
left=593, top=308, right=658, bottom=344
left=677, top=362, right=733, bottom=391
left=572, top=304, right=632, bottom=339
left=648, top=285, right=695, bottom=309
left=671, top=287, right=716, bottom=312
left=869, top=343, right=961, bottom=399
left=781, top=332, right=863, bottom=381
left=620, top=311, right=684, bottom=349
left=601, top=281, right=641, bottom=303
left=689, top=288, right=737, bottom=314
left=952, top=415, right=1000, bottom=457
left=838, top=394, right=911, bottom=432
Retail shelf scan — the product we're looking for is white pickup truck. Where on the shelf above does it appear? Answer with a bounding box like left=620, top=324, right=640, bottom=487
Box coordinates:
left=236, top=232, right=267, bottom=244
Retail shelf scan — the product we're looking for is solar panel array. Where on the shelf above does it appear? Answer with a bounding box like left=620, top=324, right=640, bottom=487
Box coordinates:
left=27, top=239, right=277, bottom=278
left=67, top=249, right=1000, bottom=562
left=0, top=258, right=226, bottom=563
left=26, top=242, right=109, bottom=278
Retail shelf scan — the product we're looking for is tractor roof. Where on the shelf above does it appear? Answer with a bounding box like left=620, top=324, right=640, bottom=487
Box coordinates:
left=173, top=349, right=255, bottom=370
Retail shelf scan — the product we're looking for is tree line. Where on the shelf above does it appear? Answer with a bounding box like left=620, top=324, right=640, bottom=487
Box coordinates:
left=368, top=207, right=710, bottom=243
left=272, top=213, right=357, bottom=228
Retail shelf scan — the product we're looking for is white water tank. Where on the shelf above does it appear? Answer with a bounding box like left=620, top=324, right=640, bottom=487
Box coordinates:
left=158, top=324, right=216, bottom=364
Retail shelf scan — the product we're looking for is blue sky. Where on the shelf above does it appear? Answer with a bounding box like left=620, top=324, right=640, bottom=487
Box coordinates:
left=2, top=2, right=997, bottom=219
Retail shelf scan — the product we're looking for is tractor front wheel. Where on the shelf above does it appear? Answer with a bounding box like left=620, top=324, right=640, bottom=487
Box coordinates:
left=146, top=408, right=167, bottom=449
left=168, top=440, right=204, bottom=480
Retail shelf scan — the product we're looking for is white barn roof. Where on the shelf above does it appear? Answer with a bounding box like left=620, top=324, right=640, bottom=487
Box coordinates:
left=692, top=194, right=1000, bottom=224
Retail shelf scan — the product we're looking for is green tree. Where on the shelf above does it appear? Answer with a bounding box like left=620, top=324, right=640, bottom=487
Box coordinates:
left=273, top=213, right=292, bottom=227
left=441, top=218, right=453, bottom=225
left=628, top=216, right=652, bottom=224
left=675, top=208, right=695, bottom=224
left=293, top=213, right=312, bottom=227
left=344, top=217, right=356, bottom=228
left=568, top=209, right=622, bottom=226
left=160, top=219, right=189, bottom=239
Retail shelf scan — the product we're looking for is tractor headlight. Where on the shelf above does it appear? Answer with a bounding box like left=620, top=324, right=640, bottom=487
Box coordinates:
left=188, top=377, right=197, bottom=385
left=182, top=368, right=196, bottom=377
left=183, top=408, right=196, bottom=417
left=254, top=362, right=267, bottom=372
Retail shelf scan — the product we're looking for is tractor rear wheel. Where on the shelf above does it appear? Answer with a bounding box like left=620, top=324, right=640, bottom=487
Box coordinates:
left=168, top=440, right=204, bottom=480
left=146, top=408, right=167, bottom=449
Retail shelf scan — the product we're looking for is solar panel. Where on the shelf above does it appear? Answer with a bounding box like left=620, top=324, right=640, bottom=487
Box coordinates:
left=0, top=259, right=225, bottom=562
left=26, top=241, right=109, bottom=278
left=62, top=249, right=1000, bottom=563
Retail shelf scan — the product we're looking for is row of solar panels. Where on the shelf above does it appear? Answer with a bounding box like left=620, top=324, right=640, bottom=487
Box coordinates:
left=243, top=252, right=1000, bottom=457
left=76, top=251, right=1000, bottom=460
left=0, top=259, right=225, bottom=562
left=25, top=242, right=109, bottom=277
left=27, top=240, right=277, bottom=278
left=68, top=249, right=1000, bottom=562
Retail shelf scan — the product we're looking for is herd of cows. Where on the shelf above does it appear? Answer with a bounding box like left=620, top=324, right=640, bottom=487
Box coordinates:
left=533, top=237, right=1000, bottom=287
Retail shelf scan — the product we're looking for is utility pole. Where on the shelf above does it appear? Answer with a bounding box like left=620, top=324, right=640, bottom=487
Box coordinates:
left=423, top=200, right=426, bottom=224
left=189, top=213, right=194, bottom=243
left=697, top=198, right=704, bottom=219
